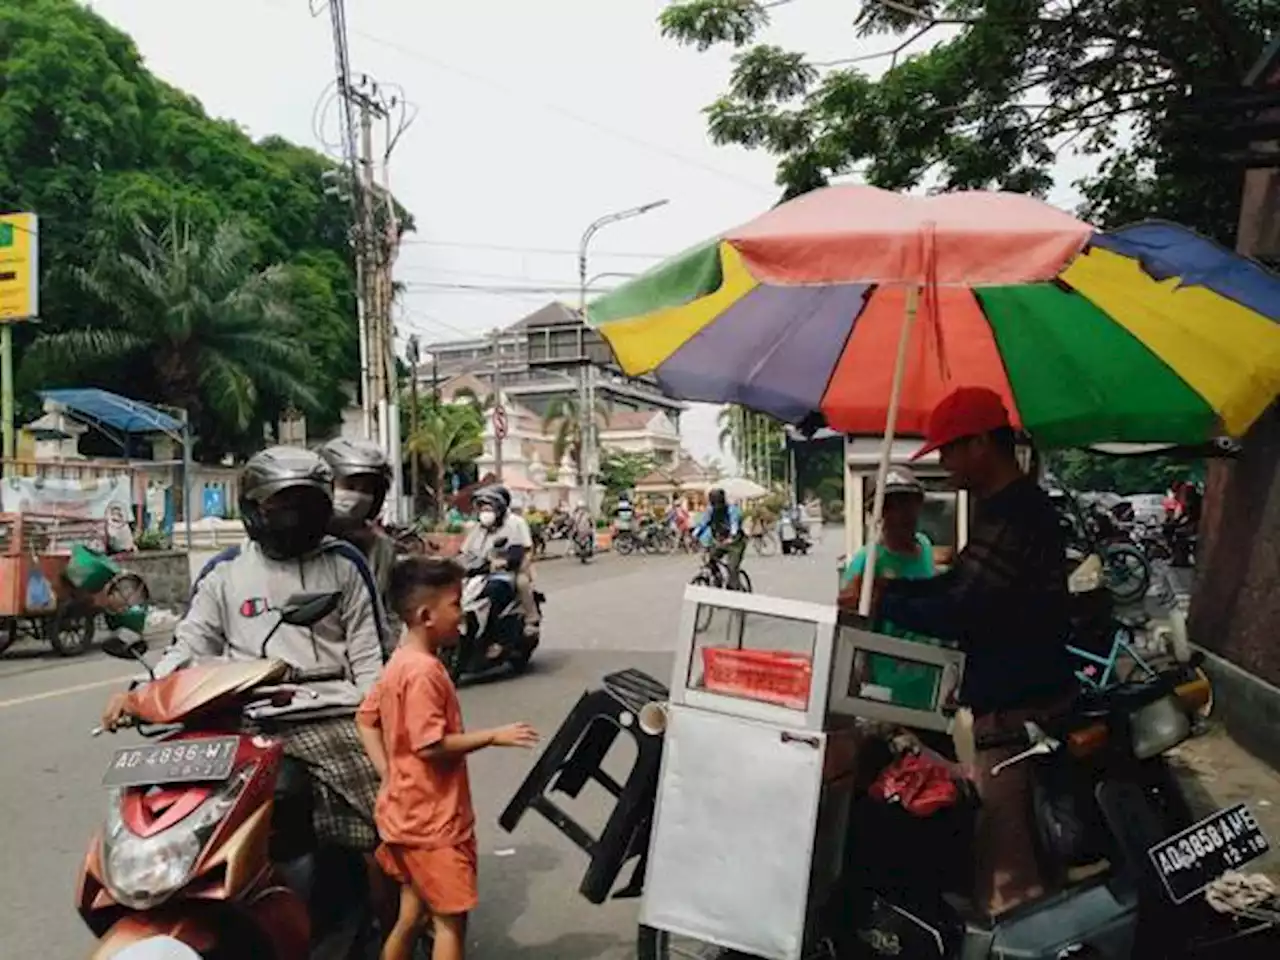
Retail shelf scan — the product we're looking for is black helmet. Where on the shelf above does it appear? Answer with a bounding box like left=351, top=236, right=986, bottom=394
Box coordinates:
left=239, top=446, right=334, bottom=560
left=319, top=437, right=391, bottom=532
left=708, top=487, right=727, bottom=508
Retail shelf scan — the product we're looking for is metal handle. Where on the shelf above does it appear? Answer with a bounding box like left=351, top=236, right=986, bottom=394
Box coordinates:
left=990, top=739, right=1058, bottom=777
left=781, top=731, right=820, bottom=749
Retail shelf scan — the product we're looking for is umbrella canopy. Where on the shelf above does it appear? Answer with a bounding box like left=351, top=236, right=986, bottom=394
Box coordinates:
left=587, top=186, right=1280, bottom=448
left=696, top=476, right=768, bottom=500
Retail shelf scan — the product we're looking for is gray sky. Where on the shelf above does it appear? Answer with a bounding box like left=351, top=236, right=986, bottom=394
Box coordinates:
left=93, top=0, right=1098, bottom=465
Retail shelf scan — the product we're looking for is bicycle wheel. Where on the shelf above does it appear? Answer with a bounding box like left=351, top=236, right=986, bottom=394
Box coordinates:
left=751, top=532, right=777, bottom=557
left=732, top=569, right=753, bottom=593
left=690, top=570, right=715, bottom=631
left=1103, top=542, right=1150, bottom=606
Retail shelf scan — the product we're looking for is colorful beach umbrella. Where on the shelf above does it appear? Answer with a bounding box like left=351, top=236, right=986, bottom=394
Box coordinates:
left=586, top=186, right=1280, bottom=448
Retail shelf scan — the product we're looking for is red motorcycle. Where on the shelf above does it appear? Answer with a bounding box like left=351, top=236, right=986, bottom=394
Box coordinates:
left=75, top=592, right=379, bottom=959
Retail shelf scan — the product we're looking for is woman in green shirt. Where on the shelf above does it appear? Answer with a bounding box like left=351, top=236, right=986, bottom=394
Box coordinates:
left=839, top=467, right=947, bottom=710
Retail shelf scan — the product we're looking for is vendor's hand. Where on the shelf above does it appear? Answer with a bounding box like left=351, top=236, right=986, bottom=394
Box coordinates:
left=101, top=690, right=132, bottom=732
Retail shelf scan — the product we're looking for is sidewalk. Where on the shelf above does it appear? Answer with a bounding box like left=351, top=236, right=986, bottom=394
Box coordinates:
left=1169, top=724, right=1280, bottom=880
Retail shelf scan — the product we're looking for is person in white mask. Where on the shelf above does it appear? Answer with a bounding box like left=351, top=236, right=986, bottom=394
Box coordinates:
left=461, top=485, right=539, bottom=638
left=319, top=438, right=397, bottom=656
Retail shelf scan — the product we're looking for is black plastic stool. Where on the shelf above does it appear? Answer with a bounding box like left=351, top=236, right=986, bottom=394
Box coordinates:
left=499, top=668, right=668, bottom=904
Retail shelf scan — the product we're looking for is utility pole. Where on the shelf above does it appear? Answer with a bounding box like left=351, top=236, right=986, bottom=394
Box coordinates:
left=407, top=335, right=420, bottom=517
left=490, top=329, right=505, bottom=481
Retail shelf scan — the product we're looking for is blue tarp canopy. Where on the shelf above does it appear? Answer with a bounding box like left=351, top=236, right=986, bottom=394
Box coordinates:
left=39, top=388, right=185, bottom=438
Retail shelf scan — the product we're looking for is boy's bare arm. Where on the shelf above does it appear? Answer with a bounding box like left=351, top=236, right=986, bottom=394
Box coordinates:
left=420, top=723, right=539, bottom=761
left=356, top=715, right=389, bottom=780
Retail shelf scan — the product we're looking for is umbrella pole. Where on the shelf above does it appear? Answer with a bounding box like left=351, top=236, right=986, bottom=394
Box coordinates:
left=858, top=284, right=921, bottom=617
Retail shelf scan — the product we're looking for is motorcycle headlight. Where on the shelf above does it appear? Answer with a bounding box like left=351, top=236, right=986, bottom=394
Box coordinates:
left=1129, top=695, right=1191, bottom=760
left=102, top=764, right=255, bottom=910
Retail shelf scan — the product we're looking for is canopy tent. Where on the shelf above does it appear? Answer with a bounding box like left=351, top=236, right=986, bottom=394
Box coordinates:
left=38, top=388, right=193, bottom=548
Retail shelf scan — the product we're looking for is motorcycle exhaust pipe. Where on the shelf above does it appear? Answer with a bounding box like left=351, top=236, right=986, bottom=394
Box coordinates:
left=638, top=701, right=669, bottom=737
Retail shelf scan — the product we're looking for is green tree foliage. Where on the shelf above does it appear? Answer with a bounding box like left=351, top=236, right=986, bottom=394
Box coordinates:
left=406, top=401, right=485, bottom=519
left=1045, top=449, right=1201, bottom=494
left=718, top=405, right=786, bottom=482
left=599, top=450, right=659, bottom=495
left=28, top=219, right=320, bottom=459
left=543, top=393, right=611, bottom=477
left=660, top=0, right=1280, bottom=241
left=0, top=0, right=408, bottom=455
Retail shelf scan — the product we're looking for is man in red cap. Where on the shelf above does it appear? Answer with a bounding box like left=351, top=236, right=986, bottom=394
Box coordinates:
left=875, top=386, right=1074, bottom=918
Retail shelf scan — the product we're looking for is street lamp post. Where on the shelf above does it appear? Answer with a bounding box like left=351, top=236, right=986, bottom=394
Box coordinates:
left=577, top=199, right=669, bottom=516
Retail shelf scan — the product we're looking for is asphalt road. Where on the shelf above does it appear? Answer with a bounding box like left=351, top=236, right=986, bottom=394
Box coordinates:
left=0, top=538, right=835, bottom=959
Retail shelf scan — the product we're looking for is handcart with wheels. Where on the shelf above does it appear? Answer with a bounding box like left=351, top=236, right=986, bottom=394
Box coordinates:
left=0, top=513, right=149, bottom=657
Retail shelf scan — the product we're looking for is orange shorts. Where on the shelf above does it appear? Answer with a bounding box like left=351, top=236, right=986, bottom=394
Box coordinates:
left=375, top=836, right=478, bottom=916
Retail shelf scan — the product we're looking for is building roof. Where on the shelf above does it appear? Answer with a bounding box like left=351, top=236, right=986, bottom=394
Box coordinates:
left=40, top=389, right=186, bottom=438
left=508, top=301, right=580, bottom=330
left=604, top=410, right=660, bottom=431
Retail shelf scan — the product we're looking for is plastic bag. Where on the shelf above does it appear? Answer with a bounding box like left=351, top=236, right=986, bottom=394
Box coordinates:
left=25, top=567, right=57, bottom=612
left=869, top=751, right=960, bottom=817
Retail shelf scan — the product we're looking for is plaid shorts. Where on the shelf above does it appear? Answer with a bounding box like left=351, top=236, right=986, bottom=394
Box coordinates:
left=259, top=715, right=380, bottom=852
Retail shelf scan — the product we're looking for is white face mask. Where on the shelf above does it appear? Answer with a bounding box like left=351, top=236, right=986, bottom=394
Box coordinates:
left=333, top=489, right=375, bottom=521
left=478, top=509, right=497, bottom=528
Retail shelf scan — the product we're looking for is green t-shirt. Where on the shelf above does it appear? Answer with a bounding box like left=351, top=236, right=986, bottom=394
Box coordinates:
left=841, top=534, right=948, bottom=711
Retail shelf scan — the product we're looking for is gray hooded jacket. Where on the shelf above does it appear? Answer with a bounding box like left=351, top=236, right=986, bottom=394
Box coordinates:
left=154, top=537, right=386, bottom=719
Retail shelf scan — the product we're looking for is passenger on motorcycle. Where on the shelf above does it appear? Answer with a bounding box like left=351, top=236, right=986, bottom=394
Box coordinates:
left=872, top=388, right=1074, bottom=919
left=461, top=486, right=540, bottom=639
left=694, top=488, right=746, bottom=588
left=101, top=446, right=388, bottom=864
left=614, top=492, right=635, bottom=532
left=320, top=436, right=398, bottom=656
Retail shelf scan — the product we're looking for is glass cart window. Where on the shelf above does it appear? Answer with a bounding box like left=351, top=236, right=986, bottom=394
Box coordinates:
left=689, top=604, right=817, bottom=711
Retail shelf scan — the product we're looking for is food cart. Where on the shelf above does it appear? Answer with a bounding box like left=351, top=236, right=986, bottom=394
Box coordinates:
left=0, top=513, right=148, bottom=657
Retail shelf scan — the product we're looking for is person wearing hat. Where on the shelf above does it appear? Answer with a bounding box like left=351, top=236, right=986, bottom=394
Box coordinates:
left=872, top=386, right=1074, bottom=919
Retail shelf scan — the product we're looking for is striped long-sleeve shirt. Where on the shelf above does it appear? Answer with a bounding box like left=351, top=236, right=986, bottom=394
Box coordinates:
left=879, top=476, right=1074, bottom=715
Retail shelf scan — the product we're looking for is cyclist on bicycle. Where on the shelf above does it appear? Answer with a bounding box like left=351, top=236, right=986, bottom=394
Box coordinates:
left=694, top=488, right=746, bottom=588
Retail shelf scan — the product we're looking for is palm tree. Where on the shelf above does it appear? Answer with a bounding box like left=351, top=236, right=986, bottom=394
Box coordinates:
left=543, top=392, right=610, bottom=478
left=407, top=405, right=484, bottom=520
left=719, top=405, right=785, bottom=486
left=28, top=219, right=318, bottom=453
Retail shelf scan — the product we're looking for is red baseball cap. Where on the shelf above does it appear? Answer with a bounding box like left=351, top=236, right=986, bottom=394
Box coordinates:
left=911, top=387, right=1013, bottom=461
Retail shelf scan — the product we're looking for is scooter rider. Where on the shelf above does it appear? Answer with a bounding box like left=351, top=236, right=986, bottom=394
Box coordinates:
left=100, top=447, right=388, bottom=871
left=319, top=437, right=398, bottom=655
left=462, top=485, right=540, bottom=639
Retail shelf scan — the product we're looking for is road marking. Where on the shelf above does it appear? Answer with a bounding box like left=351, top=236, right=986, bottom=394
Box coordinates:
left=0, top=674, right=131, bottom=710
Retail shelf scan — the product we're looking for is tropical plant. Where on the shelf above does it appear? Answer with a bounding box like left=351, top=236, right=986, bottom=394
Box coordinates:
left=599, top=450, right=659, bottom=495
left=1, top=0, right=412, bottom=450
left=26, top=219, right=320, bottom=458
left=659, top=1, right=1280, bottom=245
left=542, top=393, right=611, bottom=477
left=718, top=405, right=786, bottom=484
left=407, top=404, right=485, bottom=520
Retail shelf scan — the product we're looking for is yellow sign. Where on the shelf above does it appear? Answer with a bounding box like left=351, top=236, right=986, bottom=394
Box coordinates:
left=0, top=213, right=38, bottom=322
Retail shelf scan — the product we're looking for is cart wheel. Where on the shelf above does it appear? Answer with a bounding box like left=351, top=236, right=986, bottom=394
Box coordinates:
left=46, top=609, right=97, bottom=657
left=637, top=924, right=746, bottom=959
left=0, top=618, right=15, bottom=655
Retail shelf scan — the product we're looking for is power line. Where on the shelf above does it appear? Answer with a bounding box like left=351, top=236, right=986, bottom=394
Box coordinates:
left=399, top=237, right=668, bottom=260
left=401, top=280, right=616, bottom=295
left=350, top=28, right=776, bottom=198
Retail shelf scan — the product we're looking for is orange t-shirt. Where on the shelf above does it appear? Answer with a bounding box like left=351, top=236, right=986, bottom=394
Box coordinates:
left=357, top=646, right=476, bottom=849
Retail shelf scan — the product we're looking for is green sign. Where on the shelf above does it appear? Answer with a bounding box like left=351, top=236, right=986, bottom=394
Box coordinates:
left=0, top=224, right=12, bottom=248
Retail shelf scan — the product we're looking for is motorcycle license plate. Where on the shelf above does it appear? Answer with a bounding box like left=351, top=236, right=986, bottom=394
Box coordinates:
left=1147, top=802, right=1270, bottom=904
left=102, top=736, right=240, bottom=789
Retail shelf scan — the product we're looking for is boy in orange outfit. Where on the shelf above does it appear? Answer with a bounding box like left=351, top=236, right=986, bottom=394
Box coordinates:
left=357, top=556, right=539, bottom=960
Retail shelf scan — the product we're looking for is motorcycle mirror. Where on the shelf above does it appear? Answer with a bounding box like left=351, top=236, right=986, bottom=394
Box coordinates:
left=278, top=591, right=343, bottom=627
left=101, top=636, right=135, bottom=661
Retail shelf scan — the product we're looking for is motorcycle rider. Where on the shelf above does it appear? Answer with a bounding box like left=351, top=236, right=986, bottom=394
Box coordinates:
left=871, top=387, right=1074, bottom=918
left=319, top=437, right=398, bottom=655
left=100, top=447, right=388, bottom=903
left=694, top=488, right=746, bottom=588
left=460, top=485, right=540, bottom=641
